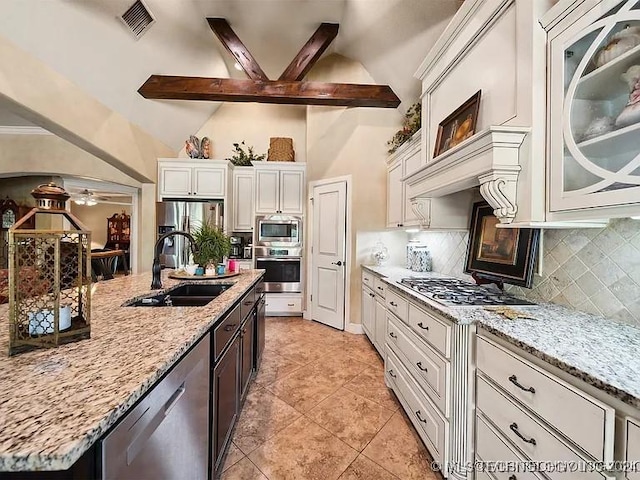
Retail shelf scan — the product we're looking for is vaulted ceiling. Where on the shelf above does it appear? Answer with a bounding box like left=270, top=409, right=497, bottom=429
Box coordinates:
left=0, top=0, right=459, bottom=150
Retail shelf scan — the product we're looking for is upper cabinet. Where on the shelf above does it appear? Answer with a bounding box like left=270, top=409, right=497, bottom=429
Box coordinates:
left=544, top=0, right=640, bottom=220
left=387, top=129, right=472, bottom=230
left=158, top=160, right=230, bottom=201
left=254, top=162, right=305, bottom=215
left=232, top=167, right=255, bottom=232
left=405, top=0, right=640, bottom=226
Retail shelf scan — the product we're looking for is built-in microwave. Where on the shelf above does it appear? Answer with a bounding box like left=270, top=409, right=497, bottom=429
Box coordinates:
left=255, top=215, right=302, bottom=247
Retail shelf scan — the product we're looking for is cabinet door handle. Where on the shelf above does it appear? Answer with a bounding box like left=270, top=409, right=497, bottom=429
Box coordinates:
left=242, top=329, right=247, bottom=334
left=377, top=286, right=383, bottom=291
left=369, top=293, right=375, bottom=298
left=287, top=303, right=295, bottom=307
left=389, top=301, right=398, bottom=307
left=509, top=476, right=517, bottom=480
left=416, top=362, right=428, bottom=372
left=224, top=323, right=237, bottom=332
left=243, top=301, right=252, bottom=306
left=387, top=369, right=396, bottom=378
left=509, top=422, right=536, bottom=445
left=389, top=331, right=397, bottom=339
left=415, top=410, right=427, bottom=424
left=509, top=375, right=535, bottom=394
left=417, top=322, right=429, bottom=330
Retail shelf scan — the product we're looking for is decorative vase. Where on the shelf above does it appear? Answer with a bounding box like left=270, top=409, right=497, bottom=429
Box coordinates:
left=195, top=266, right=205, bottom=276
left=615, top=65, right=640, bottom=128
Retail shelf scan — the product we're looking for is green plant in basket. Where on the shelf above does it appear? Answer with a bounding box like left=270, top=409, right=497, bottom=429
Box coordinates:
left=191, top=221, right=231, bottom=267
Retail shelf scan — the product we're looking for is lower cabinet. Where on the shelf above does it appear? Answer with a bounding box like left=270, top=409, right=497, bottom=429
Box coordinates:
left=361, top=285, right=375, bottom=339
left=212, top=335, right=240, bottom=474
left=361, top=271, right=388, bottom=357
left=239, top=313, right=255, bottom=401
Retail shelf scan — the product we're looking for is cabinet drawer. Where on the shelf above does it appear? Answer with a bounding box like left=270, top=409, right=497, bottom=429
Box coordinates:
left=476, top=376, right=606, bottom=480
left=385, top=289, right=408, bottom=322
left=240, top=287, right=256, bottom=320
left=374, top=276, right=387, bottom=298
left=265, top=294, right=302, bottom=313
left=476, top=414, right=543, bottom=480
left=386, top=349, right=448, bottom=464
left=387, top=314, right=448, bottom=416
left=408, top=304, right=451, bottom=359
left=362, top=270, right=375, bottom=288
left=214, top=304, right=241, bottom=361
left=626, top=418, right=640, bottom=480
left=477, top=336, right=613, bottom=462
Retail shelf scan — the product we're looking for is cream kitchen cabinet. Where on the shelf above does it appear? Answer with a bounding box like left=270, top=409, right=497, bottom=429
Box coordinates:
left=254, top=163, right=306, bottom=215
left=476, top=333, right=617, bottom=480
left=387, top=130, right=472, bottom=230
left=232, top=167, right=254, bottom=232
left=158, top=159, right=230, bottom=201
left=543, top=0, right=640, bottom=221
left=360, top=270, right=388, bottom=357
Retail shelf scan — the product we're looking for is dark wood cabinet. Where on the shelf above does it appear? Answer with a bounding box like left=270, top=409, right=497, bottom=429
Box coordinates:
left=239, top=313, right=255, bottom=401
left=254, top=294, right=266, bottom=371
left=212, top=334, right=240, bottom=474
left=105, top=212, right=130, bottom=250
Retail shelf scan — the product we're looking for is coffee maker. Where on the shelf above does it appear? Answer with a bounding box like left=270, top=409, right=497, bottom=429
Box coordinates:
left=229, top=236, right=243, bottom=258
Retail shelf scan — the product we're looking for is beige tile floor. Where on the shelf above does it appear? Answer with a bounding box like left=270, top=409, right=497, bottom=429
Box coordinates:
left=221, top=316, right=442, bottom=480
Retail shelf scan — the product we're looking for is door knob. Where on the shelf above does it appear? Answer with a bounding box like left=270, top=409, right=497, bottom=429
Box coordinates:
left=331, top=261, right=343, bottom=266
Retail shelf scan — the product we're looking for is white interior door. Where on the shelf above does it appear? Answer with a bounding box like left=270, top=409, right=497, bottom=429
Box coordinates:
left=311, top=180, right=347, bottom=330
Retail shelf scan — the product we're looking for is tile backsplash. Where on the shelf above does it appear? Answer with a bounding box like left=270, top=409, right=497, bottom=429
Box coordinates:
left=411, top=219, right=640, bottom=326
left=508, top=218, right=640, bottom=326
left=409, top=231, right=470, bottom=281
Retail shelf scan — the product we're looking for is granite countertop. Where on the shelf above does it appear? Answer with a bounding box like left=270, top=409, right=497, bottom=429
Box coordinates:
left=362, top=264, right=640, bottom=410
left=0, top=269, right=264, bottom=472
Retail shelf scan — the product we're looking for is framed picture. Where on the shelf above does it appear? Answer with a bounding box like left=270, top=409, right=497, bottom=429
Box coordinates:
left=464, top=202, right=539, bottom=288
left=433, top=90, right=481, bottom=158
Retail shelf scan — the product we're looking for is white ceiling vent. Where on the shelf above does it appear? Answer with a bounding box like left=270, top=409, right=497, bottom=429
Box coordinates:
left=120, top=0, right=155, bottom=40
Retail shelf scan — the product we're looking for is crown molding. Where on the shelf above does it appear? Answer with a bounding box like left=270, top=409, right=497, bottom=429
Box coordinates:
left=0, top=125, right=53, bottom=136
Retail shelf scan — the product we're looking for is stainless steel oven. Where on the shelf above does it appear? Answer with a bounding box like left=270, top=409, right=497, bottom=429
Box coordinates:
left=255, top=215, right=301, bottom=247
left=255, top=247, right=302, bottom=293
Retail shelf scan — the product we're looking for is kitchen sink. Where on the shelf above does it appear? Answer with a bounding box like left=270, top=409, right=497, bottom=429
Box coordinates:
left=125, top=283, right=233, bottom=307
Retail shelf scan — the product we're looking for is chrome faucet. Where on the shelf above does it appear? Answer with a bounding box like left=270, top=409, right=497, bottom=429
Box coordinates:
left=151, top=230, right=199, bottom=289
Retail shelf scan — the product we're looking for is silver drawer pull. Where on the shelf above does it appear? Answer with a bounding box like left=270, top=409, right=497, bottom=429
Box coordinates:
left=509, top=375, right=535, bottom=394
left=415, top=410, right=428, bottom=424
left=389, top=301, right=398, bottom=307
left=287, top=303, right=295, bottom=307
left=509, top=422, right=536, bottom=445
left=164, top=383, right=186, bottom=416
left=387, top=369, right=396, bottom=378
left=416, top=362, right=428, bottom=372
left=389, top=332, right=397, bottom=339
left=417, top=322, right=429, bottom=330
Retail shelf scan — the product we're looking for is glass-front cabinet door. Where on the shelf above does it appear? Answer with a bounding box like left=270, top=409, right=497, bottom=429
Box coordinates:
left=549, top=0, right=640, bottom=214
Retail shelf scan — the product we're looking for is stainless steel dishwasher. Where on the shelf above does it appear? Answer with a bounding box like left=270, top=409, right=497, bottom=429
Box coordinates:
left=102, top=334, right=210, bottom=480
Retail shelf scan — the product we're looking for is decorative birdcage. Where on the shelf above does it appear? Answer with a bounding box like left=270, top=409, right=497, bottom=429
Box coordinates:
left=8, top=183, right=91, bottom=356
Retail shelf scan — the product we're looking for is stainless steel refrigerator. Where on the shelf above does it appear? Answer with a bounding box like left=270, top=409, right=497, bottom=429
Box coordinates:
left=157, top=200, right=224, bottom=269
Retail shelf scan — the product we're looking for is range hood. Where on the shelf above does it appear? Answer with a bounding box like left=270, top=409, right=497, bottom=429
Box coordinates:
left=405, top=126, right=529, bottom=224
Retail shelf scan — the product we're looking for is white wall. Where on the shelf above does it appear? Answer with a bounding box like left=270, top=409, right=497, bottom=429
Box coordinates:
left=306, top=54, right=403, bottom=326
left=182, top=103, right=307, bottom=163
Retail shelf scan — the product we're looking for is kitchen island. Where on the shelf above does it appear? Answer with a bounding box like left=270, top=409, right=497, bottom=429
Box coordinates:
left=0, top=269, right=264, bottom=476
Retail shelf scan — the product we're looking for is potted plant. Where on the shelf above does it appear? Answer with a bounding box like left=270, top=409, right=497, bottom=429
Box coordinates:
left=226, top=141, right=266, bottom=166
left=191, top=221, right=231, bottom=273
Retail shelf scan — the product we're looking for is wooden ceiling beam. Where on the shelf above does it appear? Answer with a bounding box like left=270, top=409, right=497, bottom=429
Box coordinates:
left=278, top=23, right=339, bottom=81
left=138, top=75, right=401, bottom=108
left=207, top=18, right=269, bottom=81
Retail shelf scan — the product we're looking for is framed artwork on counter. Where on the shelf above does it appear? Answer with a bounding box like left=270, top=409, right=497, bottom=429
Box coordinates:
left=464, top=201, right=539, bottom=288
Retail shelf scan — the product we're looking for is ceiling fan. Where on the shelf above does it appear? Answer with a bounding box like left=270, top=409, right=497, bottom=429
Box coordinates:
left=72, top=189, right=108, bottom=206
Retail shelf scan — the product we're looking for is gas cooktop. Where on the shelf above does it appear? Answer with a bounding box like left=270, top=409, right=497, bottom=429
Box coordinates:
left=399, top=277, right=534, bottom=307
